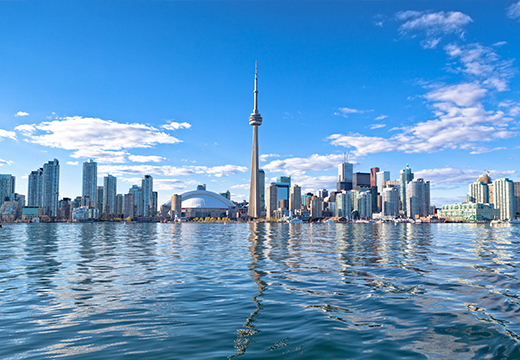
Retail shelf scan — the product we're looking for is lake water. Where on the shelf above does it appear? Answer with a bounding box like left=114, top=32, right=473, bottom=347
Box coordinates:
left=1, top=222, right=520, bottom=359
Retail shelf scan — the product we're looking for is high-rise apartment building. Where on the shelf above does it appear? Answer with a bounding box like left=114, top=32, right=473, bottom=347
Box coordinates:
left=142, top=175, right=153, bottom=217
left=129, top=185, right=143, bottom=217
left=376, top=170, right=390, bottom=194
left=266, top=183, right=278, bottom=218
left=123, top=193, right=134, bottom=219
left=115, top=194, right=124, bottom=214
left=382, top=187, right=399, bottom=218
left=0, top=174, right=15, bottom=207
left=289, top=185, right=302, bottom=212
left=259, top=169, right=265, bottom=212
left=336, top=191, right=352, bottom=218
left=515, top=182, right=520, bottom=218
left=317, top=188, right=328, bottom=199
left=152, top=191, right=158, bottom=216
left=310, top=196, right=323, bottom=219
left=351, top=190, right=372, bottom=219
left=96, top=186, right=104, bottom=214
left=27, top=168, right=43, bottom=207
left=493, top=178, right=515, bottom=220
left=400, top=165, right=414, bottom=214
left=41, top=159, right=60, bottom=217
left=406, top=178, right=430, bottom=218
left=468, top=182, right=489, bottom=204
left=103, top=175, right=117, bottom=214
left=353, top=172, right=371, bottom=190
left=82, top=159, right=97, bottom=208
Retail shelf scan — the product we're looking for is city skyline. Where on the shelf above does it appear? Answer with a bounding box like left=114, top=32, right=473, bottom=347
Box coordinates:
left=1, top=1, right=520, bottom=206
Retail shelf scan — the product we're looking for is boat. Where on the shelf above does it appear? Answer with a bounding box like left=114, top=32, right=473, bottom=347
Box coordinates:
left=506, top=219, right=520, bottom=224
left=288, top=218, right=303, bottom=223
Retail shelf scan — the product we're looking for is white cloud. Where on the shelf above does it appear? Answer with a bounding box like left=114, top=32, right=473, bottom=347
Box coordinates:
left=508, top=1, right=520, bottom=20
left=263, top=153, right=352, bottom=175
left=334, top=107, right=373, bottom=117
left=0, top=159, right=14, bottom=166
left=375, top=115, right=388, bottom=121
left=19, top=116, right=182, bottom=163
left=260, top=154, right=280, bottom=162
left=120, top=177, right=193, bottom=191
left=415, top=167, right=516, bottom=186
left=0, top=129, right=16, bottom=141
left=445, top=43, right=514, bottom=91
left=230, top=184, right=250, bottom=190
left=14, top=124, right=36, bottom=135
left=161, top=121, right=192, bottom=130
left=98, top=164, right=247, bottom=178
left=128, top=155, right=167, bottom=163
left=15, top=111, right=29, bottom=117
left=290, top=175, right=338, bottom=194
left=369, top=124, right=386, bottom=130
left=397, top=11, right=472, bottom=48
left=67, top=161, right=79, bottom=165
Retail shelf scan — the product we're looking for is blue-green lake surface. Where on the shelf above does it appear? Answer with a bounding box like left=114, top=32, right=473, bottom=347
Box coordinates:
left=1, top=222, right=520, bottom=359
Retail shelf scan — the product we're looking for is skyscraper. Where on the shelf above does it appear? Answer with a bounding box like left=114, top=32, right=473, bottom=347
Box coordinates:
left=468, top=182, right=489, bottom=204
left=42, top=159, right=60, bottom=217
left=370, top=167, right=380, bottom=187
left=0, top=174, right=15, bottom=206
left=376, top=170, right=390, bottom=194
left=82, top=159, right=97, bottom=208
left=96, top=186, right=104, bottom=214
left=103, top=174, right=117, bottom=214
left=382, top=187, right=399, bottom=218
left=27, top=168, right=43, bottom=207
left=142, top=175, right=153, bottom=217
left=400, top=164, right=414, bottom=214
left=406, top=178, right=430, bottom=218
left=289, top=185, right=302, bottom=212
left=337, top=155, right=353, bottom=191
left=129, top=185, right=143, bottom=217
left=248, top=63, right=262, bottom=218
left=259, top=169, right=265, bottom=213
left=336, top=191, right=352, bottom=218
left=493, top=178, right=515, bottom=220
left=266, top=183, right=277, bottom=219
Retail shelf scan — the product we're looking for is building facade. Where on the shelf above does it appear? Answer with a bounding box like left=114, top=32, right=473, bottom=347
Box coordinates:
left=406, top=178, right=430, bottom=218
left=103, top=175, right=117, bottom=214
left=0, top=174, right=15, bottom=207
left=289, top=185, right=302, bottom=213
left=82, top=159, right=97, bottom=208
left=266, top=183, right=278, bottom=218
left=400, top=164, right=414, bottom=214
left=27, top=168, right=43, bottom=207
left=493, top=178, right=515, bottom=220
left=41, top=159, right=60, bottom=217
left=142, top=175, right=153, bottom=217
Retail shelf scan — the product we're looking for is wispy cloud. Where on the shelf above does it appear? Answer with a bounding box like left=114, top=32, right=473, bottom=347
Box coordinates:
left=128, top=155, right=167, bottom=163
left=230, top=184, right=250, bottom=190
left=508, top=1, right=520, bottom=20
left=66, top=161, right=78, bottom=165
left=334, top=107, right=373, bottom=118
left=98, top=164, right=247, bottom=178
left=0, top=129, right=16, bottom=141
left=260, top=153, right=280, bottom=162
left=120, top=177, right=196, bottom=191
left=0, top=159, right=14, bottom=166
left=397, top=10, right=472, bottom=48
left=15, top=111, right=29, bottom=117
left=17, top=116, right=182, bottom=163
left=375, top=115, right=388, bottom=120
left=290, top=175, right=338, bottom=194
left=415, top=167, right=516, bottom=186
left=369, top=124, right=386, bottom=130
left=161, top=121, right=192, bottom=131
left=264, top=153, right=353, bottom=176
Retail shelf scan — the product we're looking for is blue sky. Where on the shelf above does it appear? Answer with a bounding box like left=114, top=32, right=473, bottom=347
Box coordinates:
left=1, top=1, right=520, bottom=206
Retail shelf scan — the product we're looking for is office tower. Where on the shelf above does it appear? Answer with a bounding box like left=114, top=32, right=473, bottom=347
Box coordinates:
left=103, top=175, right=117, bottom=214
left=273, top=176, right=291, bottom=204
left=41, top=159, right=60, bottom=217
left=259, top=169, right=265, bottom=212
left=142, top=175, right=153, bottom=217
left=382, top=187, right=399, bottom=218
left=115, top=194, right=124, bottom=214
left=337, top=156, right=353, bottom=192
left=370, top=167, right=380, bottom=187
left=266, top=183, right=278, bottom=218
left=400, top=164, right=414, bottom=214
left=493, top=178, right=515, bottom=220
left=353, top=172, right=371, bottom=190
left=310, top=196, right=323, bottom=218
left=0, top=174, right=15, bottom=207
left=123, top=193, right=134, bottom=219
left=129, top=185, right=143, bottom=217
left=317, top=188, right=328, bottom=199
left=336, top=191, right=352, bottom=218
left=289, top=185, right=302, bottom=212
left=376, top=170, right=390, bottom=194
left=248, top=63, right=263, bottom=218
left=515, top=182, right=520, bottom=218
left=171, top=194, right=182, bottom=218
left=406, top=178, right=430, bottom=218
left=27, top=168, right=43, bottom=207
left=468, top=182, right=489, bottom=204
left=152, top=191, right=158, bottom=216
left=279, top=199, right=288, bottom=210
left=351, top=190, right=372, bottom=219
left=82, top=159, right=97, bottom=208
left=96, top=186, right=104, bottom=214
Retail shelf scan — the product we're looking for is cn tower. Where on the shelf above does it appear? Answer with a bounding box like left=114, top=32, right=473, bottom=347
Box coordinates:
left=248, top=62, right=262, bottom=218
